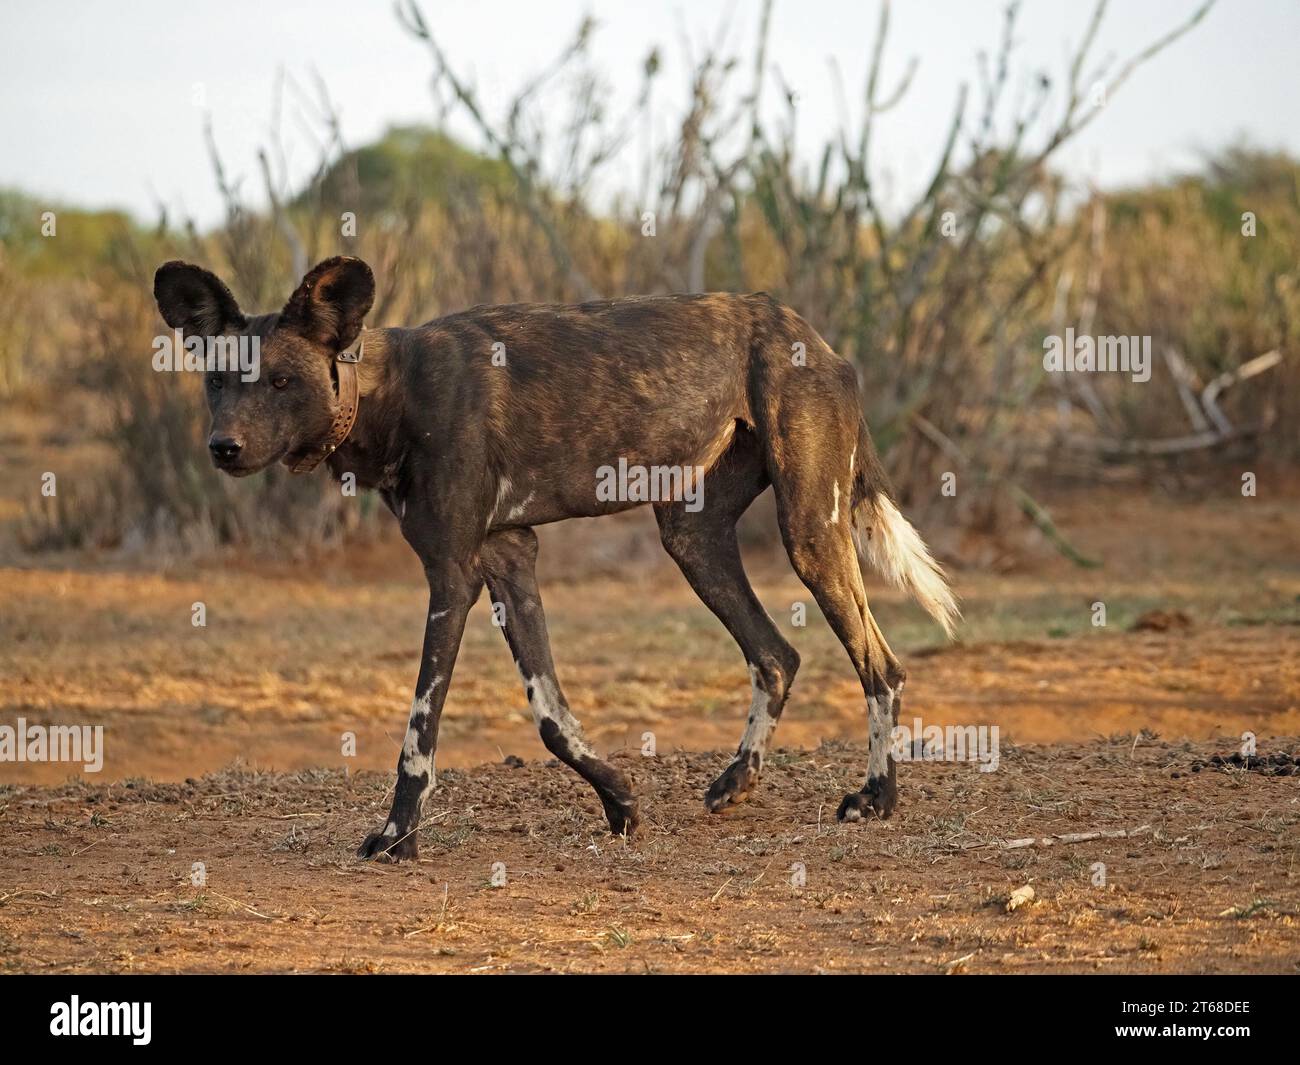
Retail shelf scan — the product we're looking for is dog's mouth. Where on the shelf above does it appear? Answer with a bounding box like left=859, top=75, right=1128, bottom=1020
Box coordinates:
left=210, top=441, right=292, bottom=477
left=211, top=452, right=269, bottom=477
left=212, top=458, right=255, bottom=477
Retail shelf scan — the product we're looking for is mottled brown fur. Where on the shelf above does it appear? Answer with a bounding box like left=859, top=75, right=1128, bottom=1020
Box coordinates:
left=154, top=256, right=950, bottom=862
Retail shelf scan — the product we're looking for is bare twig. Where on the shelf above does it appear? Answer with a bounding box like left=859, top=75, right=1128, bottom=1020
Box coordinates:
left=977, top=824, right=1152, bottom=851
left=396, top=0, right=600, bottom=300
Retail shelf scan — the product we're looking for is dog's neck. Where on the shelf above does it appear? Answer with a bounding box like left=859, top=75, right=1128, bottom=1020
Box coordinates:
left=352, top=327, right=392, bottom=400
left=323, top=327, right=408, bottom=492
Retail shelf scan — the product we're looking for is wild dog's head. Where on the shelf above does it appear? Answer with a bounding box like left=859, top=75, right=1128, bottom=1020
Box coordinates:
left=153, top=256, right=374, bottom=476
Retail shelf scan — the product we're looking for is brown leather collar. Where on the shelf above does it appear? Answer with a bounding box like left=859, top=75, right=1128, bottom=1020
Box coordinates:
left=286, top=338, right=363, bottom=474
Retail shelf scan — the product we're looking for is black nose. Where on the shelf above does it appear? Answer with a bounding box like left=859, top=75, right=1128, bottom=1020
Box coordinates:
left=208, top=435, right=243, bottom=461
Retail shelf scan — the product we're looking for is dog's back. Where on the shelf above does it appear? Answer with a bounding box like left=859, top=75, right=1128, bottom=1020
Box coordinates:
left=403, top=292, right=852, bottom=525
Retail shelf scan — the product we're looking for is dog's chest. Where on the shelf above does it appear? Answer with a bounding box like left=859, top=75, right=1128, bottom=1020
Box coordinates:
left=327, top=444, right=402, bottom=493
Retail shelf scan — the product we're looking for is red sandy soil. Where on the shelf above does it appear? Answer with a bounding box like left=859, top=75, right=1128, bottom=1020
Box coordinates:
left=1, top=486, right=1296, bottom=972
left=1, top=737, right=1297, bottom=973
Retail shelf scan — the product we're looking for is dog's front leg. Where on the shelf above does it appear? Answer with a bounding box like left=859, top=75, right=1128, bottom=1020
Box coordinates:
left=358, top=557, right=483, bottom=861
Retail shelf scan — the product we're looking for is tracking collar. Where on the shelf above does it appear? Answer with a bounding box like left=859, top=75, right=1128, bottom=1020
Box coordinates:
left=285, top=336, right=363, bottom=474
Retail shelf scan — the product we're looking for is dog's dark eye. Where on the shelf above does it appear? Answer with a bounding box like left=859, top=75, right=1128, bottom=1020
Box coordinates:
left=272, top=376, right=291, bottom=390
left=207, top=376, right=222, bottom=391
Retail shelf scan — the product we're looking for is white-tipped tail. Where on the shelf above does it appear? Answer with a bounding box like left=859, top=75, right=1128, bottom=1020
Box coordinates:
left=854, top=493, right=959, bottom=638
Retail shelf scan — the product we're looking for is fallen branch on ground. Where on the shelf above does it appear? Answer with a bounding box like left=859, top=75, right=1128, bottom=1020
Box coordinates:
left=966, top=824, right=1152, bottom=851
left=911, top=413, right=1101, bottom=568
left=1067, top=349, right=1283, bottom=457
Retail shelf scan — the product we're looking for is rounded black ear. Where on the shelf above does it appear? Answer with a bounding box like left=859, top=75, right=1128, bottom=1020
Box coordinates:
left=279, top=256, right=375, bottom=351
left=153, top=261, right=247, bottom=336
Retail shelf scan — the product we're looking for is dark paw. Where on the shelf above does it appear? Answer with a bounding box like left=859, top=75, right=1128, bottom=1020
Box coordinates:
left=356, top=825, right=419, bottom=862
left=601, top=794, right=641, bottom=837
left=836, top=775, right=898, bottom=823
left=705, top=756, right=760, bottom=813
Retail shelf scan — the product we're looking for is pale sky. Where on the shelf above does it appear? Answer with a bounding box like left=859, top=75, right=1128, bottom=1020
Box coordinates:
left=2, top=0, right=1298, bottom=228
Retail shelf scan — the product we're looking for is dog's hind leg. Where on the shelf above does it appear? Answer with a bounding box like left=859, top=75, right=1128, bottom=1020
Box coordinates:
left=763, top=387, right=910, bottom=822
left=654, top=428, right=800, bottom=812
left=481, top=528, right=639, bottom=835
left=782, top=500, right=907, bottom=820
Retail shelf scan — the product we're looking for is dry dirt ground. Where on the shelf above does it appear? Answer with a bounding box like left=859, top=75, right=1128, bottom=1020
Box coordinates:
left=1, top=486, right=1297, bottom=972
left=1, top=738, right=1297, bottom=974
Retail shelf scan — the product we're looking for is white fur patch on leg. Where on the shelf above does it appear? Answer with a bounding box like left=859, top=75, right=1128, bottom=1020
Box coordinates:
left=400, top=677, right=443, bottom=793
left=525, top=673, right=596, bottom=759
left=826, top=480, right=841, bottom=526
left=738, top=663, right=776, bottom=761
left=866, top=687, right=894, bottom=782
left=487, top=476, right=513, bottom=527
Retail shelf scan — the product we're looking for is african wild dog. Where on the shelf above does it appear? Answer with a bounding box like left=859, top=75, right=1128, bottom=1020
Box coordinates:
left=154, top=256, right=958, bottom=861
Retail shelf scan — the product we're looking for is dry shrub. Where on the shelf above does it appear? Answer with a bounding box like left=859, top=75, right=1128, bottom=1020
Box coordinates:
left=16, top=0, right=1294, bottom=564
